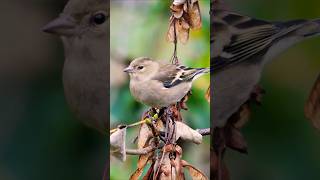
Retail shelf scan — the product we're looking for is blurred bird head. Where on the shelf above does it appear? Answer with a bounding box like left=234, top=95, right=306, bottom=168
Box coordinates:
left=42, top=0, right=109, bottom=133
left=42, top=0, right=109, bottom=38
left=124, top=57, right=159, bottom=81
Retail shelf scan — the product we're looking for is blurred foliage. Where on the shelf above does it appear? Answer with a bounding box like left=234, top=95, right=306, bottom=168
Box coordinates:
left=110, top=0, right=210, bottom=179
left=224, top=0, right=320, bottom=179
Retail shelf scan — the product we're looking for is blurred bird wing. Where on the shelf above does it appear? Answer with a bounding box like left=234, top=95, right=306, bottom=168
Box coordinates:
left=212, top=10, right=277, bottom=70
left=152, top=64, right=206, bottom=88
left=211, top=10, right=303, bottom=71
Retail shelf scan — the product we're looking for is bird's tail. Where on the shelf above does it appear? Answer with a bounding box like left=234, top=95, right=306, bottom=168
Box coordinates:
left=280, top=19, right=320, bottom=38
left=195, top=67, right=210, bottom=75
left=192, top=67, right=210, bottom=80
left=301, top=19, right=320, bottom=37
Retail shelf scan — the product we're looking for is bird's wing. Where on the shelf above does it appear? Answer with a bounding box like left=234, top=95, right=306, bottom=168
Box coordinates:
left=211, top=10, right=304, bottom=71
left=152, top=64, right=208, bottom=88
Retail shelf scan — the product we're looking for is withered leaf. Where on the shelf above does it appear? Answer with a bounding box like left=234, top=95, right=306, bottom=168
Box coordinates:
left=158, top=152, right=174, bottom=180
left=137, top=123, right=153, bottom=149
left=181, top=160, right=208, bottom=180
left=211, top=151, right=230, bottom=180
left=305, top=73, right=320, bottom=130
left=233, top=103, right=251, bottom=129
left=156, top=145, right=184, bottom=180
left=225, top=126, right=248, bottom=154
left=167, top=17, right=175, bottom=43
left=130, top=151, right=154, bottom=180
left=175, top=18, right=190, bottom=44
left=188, top=1, right=202, bottom=29
left=249, top=85, right=265, bottom=105
left=205, top=86, right=210, bottom=103
left=142, top=162, right=155, bottom=180
left=173, top=0, right=187, bottom=6
left=170, top=4, right=184, bottom=18
left=170, top=146, right=184, bottom=180
left=110, top=126, right=127, bottom=161
left=175, top=121, right=202, bottom=144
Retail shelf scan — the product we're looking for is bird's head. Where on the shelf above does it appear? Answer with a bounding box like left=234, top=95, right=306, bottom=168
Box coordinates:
left=42, top=0, right=109, bottom=39
left=124, top=57, right=159, bottom=81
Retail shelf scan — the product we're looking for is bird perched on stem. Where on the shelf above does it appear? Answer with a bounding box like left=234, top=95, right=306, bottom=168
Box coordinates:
left=124, top=57, right=209, bottom=108
left=42, top=0, right=109, bottom=133
left=212, top=8, right=320, bottom=128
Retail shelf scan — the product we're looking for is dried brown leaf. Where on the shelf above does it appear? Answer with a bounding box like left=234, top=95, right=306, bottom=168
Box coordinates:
left=188, top=1, right=202, bottom=29
left=142, top=162, right=155, bottom=180
left=233, top=103, right=251, bottom=129
left=158, top=152, right=173, bottom=180
left=225, top=126, right=247, bottom=154
left=110, top=126, right=127, bottom=161
left=137, top=123, right=153, bottom=149
left=181, top=160, right=208, bottom=180
left=305, top=73, right=320, bottom=130
left=181, top=18, right=190, bottom=29
left=171, top=146, right=184, bottom=180
left=130, top=152, right=154, bottom=180
left=156, top=145, right=185, bottom=180
left=173, top=0, right=187, bottom=6
left=171, top=4, right=184, bottom=18
left=211, top=151, right=230, bottom=180
left=175, top=121, right=202, bottom=144
left=205, top=86, right=210, bottom=103
left=175, top=19, right=189, bottom=44
left=167, top=17, right=175, bottom=43
left=250, top=85, right=265, bottom=105
left=155, top=117, right=165, bottom=132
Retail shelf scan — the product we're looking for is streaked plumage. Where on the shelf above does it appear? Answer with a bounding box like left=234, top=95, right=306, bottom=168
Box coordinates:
left=124, top=57, right=209, bottom=108
left=212, top=8, right=320, bottom=127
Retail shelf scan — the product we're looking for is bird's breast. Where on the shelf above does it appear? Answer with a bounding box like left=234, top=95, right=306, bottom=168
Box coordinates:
left=213, top=63, right=262, bottom=127
left=62, top=56, right=108, bottom=132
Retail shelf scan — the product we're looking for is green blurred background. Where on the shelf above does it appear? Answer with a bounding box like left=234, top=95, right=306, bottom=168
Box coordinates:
left=224, top=0, right=320, bottom=179
left=110, top=0, right=210, bottom=179
left=0, top=0, right=106, bottom=180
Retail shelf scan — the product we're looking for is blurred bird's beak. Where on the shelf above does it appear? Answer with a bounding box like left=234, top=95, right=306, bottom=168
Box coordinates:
left=123, top=67, right=134, bottom=73
left=42, top=15, right=76, bottom=36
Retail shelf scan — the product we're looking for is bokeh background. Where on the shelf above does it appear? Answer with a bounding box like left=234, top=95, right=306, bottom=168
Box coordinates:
left=224, top=0, right=320, bottom=179
left=0, top=0, right=107, bottom=180
left=110, top=0, right=210, bottom=179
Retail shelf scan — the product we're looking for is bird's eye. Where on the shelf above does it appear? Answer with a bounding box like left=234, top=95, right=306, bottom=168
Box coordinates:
left=92, top=13, right=106, bottom=25
left=137, top=66, right=144, bottom=70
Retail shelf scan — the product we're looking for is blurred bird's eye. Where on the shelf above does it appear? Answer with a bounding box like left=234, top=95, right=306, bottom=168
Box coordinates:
left=137, top=66, right=144, bottom=70
left=92, top=13, right=106, bottom=25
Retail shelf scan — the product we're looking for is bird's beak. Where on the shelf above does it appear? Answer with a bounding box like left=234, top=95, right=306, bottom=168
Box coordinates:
left=42, top=15, right=76, bottom=36
left=123, top=67, right=134, bottom=73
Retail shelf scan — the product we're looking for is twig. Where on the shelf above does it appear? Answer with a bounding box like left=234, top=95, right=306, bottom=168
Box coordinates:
left=126, top=146, right=156, bottom=155
left=110, top=113, right=158, bottom=134
left=126, top=144, right=164, bottom=155
left=197, top=128, right=210, bottom=136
